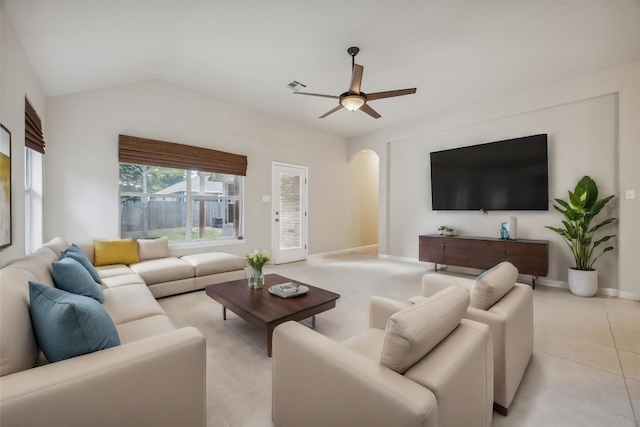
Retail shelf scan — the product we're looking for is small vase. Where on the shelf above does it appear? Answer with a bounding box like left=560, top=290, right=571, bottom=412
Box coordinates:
left=248, top=267, right=264, bottom=289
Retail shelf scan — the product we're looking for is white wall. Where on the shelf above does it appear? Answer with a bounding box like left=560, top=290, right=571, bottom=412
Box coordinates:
left=44, top=79, right=353, bottom=258
left=0, top=5, right=46, bottom=265
left=350, top=61, right=640, bottom=298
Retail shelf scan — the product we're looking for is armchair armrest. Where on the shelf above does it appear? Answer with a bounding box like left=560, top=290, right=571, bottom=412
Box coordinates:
left=421, top=273, right=472, bottom=297
left=0, top=327, right=206, bottom=427
left=464, top=283, right=533, bottom=410
left=272, top=321, right=438, bottom=427
left=369, top=296, right=411, bottom=330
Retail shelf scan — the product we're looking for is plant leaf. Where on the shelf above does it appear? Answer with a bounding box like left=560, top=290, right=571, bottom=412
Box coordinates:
left=592, top=235, right=615, bottom=248
left=553, top=199, right=571, bottom=210
left=589, top=195, right=615, bottom=217
left=569, top=189, right=585, bottom=209
left=589, top=217, right=616, bottom=233
left=577, top=176, right=598, bottom=207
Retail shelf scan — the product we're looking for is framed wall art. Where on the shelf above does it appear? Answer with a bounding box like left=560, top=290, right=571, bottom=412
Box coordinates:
left=0, top=123, right=11, bottom=250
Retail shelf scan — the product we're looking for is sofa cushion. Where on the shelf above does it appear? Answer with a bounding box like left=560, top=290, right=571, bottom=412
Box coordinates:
left=116, top=314, right=176, bottom=344
left=7, top=250, right=58, bottom=287
left=101, top=273, right=147, bottom=288
left=42, top=237, right=70, bottom=258
left=0, top=268, right=40, bottom=376
left=61, top=243, right=102, bottom=283
left=102, top=284, right=165, bottom=325
left=380, top=286, right=469, bottom=374
left=129, top=257, right=194, bottom=285
left=28, top=282, right=120, bottom=363
left=470, top=261, right=518, bottom=310
left=51, top=257, right=104, bottom=303
left=96, top=264, right=136, bottom=279
left=137, top=236, right=170, bottom=261
left=342, top=328, right=386, bottom=362
left=181, top=252, right=246, bottom=276
left=94, top=239, right=140, bottom=267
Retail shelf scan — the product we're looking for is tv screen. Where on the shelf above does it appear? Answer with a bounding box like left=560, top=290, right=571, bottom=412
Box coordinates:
left=430, top=134, right=548, bottom=211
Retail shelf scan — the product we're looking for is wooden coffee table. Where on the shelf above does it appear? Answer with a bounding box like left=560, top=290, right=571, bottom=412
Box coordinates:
left=205, top=274, right=340, bottom=356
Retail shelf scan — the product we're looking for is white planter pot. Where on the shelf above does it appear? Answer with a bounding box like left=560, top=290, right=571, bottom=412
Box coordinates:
left=568, top=269, right=598, bottom=297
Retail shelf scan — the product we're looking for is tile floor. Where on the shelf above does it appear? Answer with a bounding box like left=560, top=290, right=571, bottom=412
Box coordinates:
left=158, top=248, right=640, bottom=427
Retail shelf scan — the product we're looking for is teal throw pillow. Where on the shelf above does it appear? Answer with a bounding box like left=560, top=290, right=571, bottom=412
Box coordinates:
left=28, top=282, right=120, bottom=363
left=61, top=243, right=102, bottom=284
left=51, top=257, right=104, bottom=303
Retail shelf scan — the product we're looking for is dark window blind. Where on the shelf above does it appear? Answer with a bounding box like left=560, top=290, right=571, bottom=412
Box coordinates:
left=25, top=98, right=45, bottom=154
left=118, top=134, right=247, bottom=176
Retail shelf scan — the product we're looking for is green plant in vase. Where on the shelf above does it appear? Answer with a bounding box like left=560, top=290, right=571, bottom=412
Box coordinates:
left=545, top=176, right=616, bottom=296
left=438, top=226, right=455, bottom=237
left=245, top=249, right=270, bottom=289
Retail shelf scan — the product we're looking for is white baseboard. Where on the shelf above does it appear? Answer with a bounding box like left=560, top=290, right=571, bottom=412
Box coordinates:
left=308, top=244, right=379, bottom=258
left=529, top=278, right=639, bottom=300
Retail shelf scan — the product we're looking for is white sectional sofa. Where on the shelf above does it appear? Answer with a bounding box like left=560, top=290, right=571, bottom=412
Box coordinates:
left=0, top=237, right=245, bottom=427
left=76, top=236, right=246, bottom=298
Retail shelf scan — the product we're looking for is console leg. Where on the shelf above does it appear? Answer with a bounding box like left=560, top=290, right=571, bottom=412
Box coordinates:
left=494, top=402, right=508, bottom=416
left=532, top=277, right=537, bottom=289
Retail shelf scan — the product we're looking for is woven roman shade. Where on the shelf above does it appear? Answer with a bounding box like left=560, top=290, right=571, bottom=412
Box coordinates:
left=118, top=134, right=247, bottom=176
left=25, top=98, right=45, bottom=154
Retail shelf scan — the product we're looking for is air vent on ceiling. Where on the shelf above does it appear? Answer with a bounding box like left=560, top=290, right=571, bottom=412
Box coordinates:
left=285, top=80, right=307, bottom=92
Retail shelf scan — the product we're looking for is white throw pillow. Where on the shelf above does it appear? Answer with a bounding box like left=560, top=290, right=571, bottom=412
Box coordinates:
left=470, top=261, right=518, bottom=310
left=137, top=236, right=170, bottom=261
left=380, top=286, right=469, bottom=374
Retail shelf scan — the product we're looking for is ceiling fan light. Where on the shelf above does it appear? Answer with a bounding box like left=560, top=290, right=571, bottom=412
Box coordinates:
left=341, top=95, right=365, bottom=111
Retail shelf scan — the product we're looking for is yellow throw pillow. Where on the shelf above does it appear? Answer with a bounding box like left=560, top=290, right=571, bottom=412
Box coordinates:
left=93, top=239, right=140, bottom=267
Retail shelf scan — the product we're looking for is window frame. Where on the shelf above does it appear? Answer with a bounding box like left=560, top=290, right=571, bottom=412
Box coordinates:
left=119, top=164, right=245, bottom=243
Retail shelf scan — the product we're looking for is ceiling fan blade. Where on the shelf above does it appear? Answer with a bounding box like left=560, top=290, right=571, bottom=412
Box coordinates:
left=366, top=88, right=417, bottom=101
left=349, top=64, right=364, bottom=94
left=319, top=104, right=344, bottom=119
left=294, top=92, right=340, bottom=99
left=360, top=103, right=381, bottom=119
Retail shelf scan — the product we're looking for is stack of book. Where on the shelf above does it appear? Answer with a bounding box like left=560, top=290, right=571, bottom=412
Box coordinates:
left=269, top=283, right=302, bottom=298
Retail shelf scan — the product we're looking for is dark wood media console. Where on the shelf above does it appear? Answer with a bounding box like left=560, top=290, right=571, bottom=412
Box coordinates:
left=419, top=235, right=548, bottom=288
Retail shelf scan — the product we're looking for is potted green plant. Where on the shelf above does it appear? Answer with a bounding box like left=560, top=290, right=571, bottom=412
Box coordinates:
left=245, top=249, right=270, bottom=289
left=545, top=176, right=616, bottom=297
left=438, top=226, right=455, bottom=237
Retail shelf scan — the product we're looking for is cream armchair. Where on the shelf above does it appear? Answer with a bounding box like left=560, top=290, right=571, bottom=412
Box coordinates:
left=414, top=262, right=533, bottom=415
left=272, top=286, right=493, bottom=427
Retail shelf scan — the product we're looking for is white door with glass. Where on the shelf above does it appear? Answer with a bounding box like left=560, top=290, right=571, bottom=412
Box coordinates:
left=272, top=163, right=308, bottom=264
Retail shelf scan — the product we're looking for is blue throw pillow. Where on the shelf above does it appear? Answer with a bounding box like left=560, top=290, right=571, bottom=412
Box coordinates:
left=61, top=243, right=102, bottom=284
left=28, top=282, right=120, bottom=363
left=51, top=257, right=104, bottom=303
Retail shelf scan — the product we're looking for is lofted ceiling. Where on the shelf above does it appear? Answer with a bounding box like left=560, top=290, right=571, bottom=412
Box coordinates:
left=5, top=1, right=640, bottom=139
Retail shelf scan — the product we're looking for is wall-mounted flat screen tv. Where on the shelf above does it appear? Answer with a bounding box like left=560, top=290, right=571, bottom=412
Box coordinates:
left=430, top=134, right=548, bottom=211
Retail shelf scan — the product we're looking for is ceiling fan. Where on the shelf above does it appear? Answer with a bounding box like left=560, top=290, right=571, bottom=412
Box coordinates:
left=294, top=46, right=417, bottom=119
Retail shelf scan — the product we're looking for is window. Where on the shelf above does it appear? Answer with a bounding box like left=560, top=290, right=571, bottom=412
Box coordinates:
left=25, top=148, right=44, bottom=253
left=24, top=98, right=45, bottom=253
left=118, top=135, right=247, bottom=242
left=119, top=165, right=244, bottom=241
